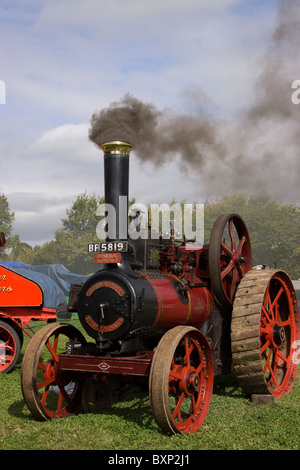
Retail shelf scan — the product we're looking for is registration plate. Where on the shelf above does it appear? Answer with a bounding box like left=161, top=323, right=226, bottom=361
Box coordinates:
left=88, top=241, right=128, bottom=253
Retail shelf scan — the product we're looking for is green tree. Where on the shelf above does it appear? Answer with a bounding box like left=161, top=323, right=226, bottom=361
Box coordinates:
left=7, top=235, right=34, bottom=263
left=31, top=241, right=60, bottom=266
left=52, top=193, right=105, bottom=273
left=204, top=193, right=300, bottom=279
left=61, top=192, right=105, bottom=237
left=0, top=194, right=15, bottom=236
left=0, top=194, right=15, bottom=260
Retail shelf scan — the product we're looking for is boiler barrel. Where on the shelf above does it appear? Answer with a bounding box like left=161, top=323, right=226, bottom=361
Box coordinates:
left=77, top=269, right=213, bottom=341
left=143, top=273, right=212, bottom=335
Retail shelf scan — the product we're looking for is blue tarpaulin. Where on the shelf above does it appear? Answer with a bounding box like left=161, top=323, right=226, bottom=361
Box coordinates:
left=0, top=262, right=88, bottom=309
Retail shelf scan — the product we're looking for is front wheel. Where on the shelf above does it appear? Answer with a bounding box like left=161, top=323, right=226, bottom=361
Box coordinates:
left=149, top=326, right=213, bottom=434
left=21, top=322, right=86, bottom=420
left=0, top=320, right=21, bottom=373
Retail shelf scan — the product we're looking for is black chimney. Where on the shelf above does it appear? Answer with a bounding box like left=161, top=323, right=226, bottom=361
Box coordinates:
left=100, top=141, right=132, bottom=242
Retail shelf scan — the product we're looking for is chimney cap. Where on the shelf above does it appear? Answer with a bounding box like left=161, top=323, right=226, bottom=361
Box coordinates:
left=100, top=141, right=133, bottom=155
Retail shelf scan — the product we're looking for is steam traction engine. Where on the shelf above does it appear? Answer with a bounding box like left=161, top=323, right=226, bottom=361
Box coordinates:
left=21, top=142, right=299, bottom=434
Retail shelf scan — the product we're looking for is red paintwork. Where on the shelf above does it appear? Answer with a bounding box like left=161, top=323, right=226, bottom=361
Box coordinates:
left=0, top=265, right=43, bottom=307
left=141, top=272, right=212, bottom=332
left=0, top=308, right=56, bottom=326
left=59, top=351, right=154, bottom=376
left=141, top=244, right=212, bottom=332
left=0, top=265, right=57, bottom=372
left=94, top=252, right=122, bottom=264
left=0, top=265, right=56, bottom=337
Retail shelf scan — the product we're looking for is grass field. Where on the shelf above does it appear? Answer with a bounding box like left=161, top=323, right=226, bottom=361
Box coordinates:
left=0, top=318, right=299, bottom=451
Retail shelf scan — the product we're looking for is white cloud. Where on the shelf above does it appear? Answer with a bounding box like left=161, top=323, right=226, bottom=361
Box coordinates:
left=25, top=123, right=93, bottom=162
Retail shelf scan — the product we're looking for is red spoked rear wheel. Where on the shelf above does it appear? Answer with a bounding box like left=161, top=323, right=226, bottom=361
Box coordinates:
left=21, top=323, right=86, bottom=420
left=260, top=271, right=299, bottom=397
left=149, top=326, right=213, bottom=434
left=232, top=270, right=300, bottom=398
left=209, top=214, right=252, bottom=310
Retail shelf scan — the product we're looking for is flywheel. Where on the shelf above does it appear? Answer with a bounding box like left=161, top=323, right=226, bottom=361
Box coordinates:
left=209, top=214, right=252, bottom=311
left=231, top=269, right=300, bottom=398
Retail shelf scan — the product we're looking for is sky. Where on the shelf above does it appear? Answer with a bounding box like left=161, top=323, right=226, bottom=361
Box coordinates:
left=0, top=0, right=299, bottom=246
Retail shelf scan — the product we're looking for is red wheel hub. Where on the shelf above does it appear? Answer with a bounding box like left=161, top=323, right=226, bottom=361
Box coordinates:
left=263, top=322, right=286, bottom=349
left=175, top=365, right=200, bottom=396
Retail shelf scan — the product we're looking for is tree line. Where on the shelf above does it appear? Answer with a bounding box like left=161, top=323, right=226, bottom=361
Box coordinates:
left=0, top=192, right=299, bottom=279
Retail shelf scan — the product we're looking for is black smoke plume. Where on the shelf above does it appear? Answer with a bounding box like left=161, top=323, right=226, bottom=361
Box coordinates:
left=89, top=93, right=225, bottom=168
